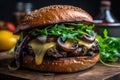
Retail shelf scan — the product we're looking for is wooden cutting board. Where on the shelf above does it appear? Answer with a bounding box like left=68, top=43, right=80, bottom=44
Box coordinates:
left=0, top=52, right=120, bottom=80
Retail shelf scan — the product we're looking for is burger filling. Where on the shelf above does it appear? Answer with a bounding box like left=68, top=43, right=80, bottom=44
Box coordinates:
left=12, top=23, right=99, bottom=69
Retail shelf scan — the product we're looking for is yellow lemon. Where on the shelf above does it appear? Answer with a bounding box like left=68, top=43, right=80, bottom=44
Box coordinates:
left=0, top=30, right=19, bottom=51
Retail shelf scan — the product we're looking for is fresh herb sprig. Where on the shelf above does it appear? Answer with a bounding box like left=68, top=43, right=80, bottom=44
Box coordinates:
left=29, top=23, right=95, bottom=41
left=97, top=29, right=120, bottom=63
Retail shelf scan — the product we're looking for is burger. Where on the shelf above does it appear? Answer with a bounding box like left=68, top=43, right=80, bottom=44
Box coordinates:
left=10, top=5, right=99, bottom=73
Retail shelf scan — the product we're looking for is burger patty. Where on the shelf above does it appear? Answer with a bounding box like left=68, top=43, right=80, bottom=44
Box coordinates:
left=46, top=43, right=99, bottom=58
left=25, top=41, right=99, bottom=59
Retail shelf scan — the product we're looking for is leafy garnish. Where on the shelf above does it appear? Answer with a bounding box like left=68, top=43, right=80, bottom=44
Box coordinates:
left=97, top=29, right=120, bottom=62
left=29, top=23, right=95, bottom=41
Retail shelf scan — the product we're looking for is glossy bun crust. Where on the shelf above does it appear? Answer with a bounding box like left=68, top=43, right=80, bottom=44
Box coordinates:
left=20, top=5, right=99, bottom=73
left=22, top=54, right=99, bottom=73
left=17, top=5, right=93, bottom=31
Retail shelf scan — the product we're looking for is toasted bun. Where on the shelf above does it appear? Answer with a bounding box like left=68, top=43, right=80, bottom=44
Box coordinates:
left=16, top=5, right=93, bottom=32
left=22, top=54, right=99, bottom=73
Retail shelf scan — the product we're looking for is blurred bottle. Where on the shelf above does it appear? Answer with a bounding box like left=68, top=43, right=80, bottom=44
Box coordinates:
left=13, top=2, right=33, bottom=27
left=94, top=0, right=118, bottom=23
left=24, top=3, right=33, bottom=14
left=13, top=2, right=26, bottom=27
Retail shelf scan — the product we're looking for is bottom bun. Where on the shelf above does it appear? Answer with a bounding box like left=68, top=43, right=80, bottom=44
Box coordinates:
left=22, top=54, right=99, bottom=73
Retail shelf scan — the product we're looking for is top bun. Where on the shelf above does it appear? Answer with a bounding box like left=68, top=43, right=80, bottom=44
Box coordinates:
left=16, top=5, right=93, bottom=31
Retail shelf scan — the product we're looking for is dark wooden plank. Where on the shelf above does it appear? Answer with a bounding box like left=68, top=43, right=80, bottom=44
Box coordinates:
left=0, top=52, right=120, bottom=80
left=0, top=51, right=13, bottom=60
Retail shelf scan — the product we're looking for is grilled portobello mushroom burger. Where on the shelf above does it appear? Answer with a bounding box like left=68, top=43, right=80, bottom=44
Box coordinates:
left=10, top=5, right=99, bottom=73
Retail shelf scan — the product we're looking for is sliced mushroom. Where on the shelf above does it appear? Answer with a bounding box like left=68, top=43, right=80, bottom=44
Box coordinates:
left=57, top=37, right=78, bottom=52
left=81, top=35, right=95, bottom=43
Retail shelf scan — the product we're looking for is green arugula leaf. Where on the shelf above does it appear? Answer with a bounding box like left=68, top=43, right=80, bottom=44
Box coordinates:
left=103, top=29, right=108, bottom=38
left=97, top=29, right=120, bottom=63
left=29, top=23, right=95, bottom=42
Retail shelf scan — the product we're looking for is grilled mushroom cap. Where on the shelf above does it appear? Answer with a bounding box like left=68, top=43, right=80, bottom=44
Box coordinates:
left=57, top=37, right=78, bottom=52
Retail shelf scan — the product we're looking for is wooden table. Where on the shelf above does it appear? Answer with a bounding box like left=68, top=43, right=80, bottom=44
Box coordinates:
left=0, top=52, right=120, bottom=80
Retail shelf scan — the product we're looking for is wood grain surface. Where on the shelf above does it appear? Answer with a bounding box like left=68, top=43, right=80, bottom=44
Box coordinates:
left=0, top=52, right=120, bottom=80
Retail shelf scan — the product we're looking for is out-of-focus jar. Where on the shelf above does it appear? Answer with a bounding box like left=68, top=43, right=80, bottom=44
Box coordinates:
left=13, top=2, right=26, bottom=27
left=13, top=2, right=34, bottom=27
left=94, top=0, right=120, bottom=37
left=94, top=0, right=118, bottom=23
left=24, top=3, right=33, bottom=14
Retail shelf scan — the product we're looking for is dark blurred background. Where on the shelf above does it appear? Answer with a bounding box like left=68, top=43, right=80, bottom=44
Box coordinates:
left=0, top=0, right=120, bottom=22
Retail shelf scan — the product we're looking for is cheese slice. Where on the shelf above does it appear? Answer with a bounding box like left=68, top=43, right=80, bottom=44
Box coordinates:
left=78, top=40, right=97, bottom=49
left=29, top=39, right=56, bottom=65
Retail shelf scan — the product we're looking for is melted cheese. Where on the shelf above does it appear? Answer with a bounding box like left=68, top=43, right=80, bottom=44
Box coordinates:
left=78, top=39, right=97, bottom=49
left=29, top=39, right=56, bottom=65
